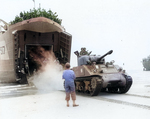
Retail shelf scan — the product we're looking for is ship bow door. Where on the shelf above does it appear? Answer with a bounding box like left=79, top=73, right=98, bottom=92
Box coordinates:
left=58, top=32, right=72, bottom=64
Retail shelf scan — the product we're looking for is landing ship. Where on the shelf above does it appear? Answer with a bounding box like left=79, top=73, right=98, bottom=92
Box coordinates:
left=73, top=48, right=133, bottom=96
left=0, top=17, right=71, bottom=84
left=142, top=56, right=150, bottom=71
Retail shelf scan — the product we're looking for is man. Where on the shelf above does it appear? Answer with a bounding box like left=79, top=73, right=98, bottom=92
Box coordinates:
left=62, top=63, right=79, bottom=107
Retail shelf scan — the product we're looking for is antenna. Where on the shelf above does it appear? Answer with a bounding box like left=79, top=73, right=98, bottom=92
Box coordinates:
left=33, top=0, right=35, bottom=8
left=39, top=3, right=41, bottom=8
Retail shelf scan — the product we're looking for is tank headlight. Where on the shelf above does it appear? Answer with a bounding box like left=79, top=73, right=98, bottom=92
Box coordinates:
left=110, top=60, right=115, bottom=64
left=122, top=70, right=125, bottom=73
left=118, top=67, right=123, bottom=72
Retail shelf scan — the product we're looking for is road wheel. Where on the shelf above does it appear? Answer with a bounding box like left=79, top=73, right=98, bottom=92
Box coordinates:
left=90, top=77, right=103, bottom=96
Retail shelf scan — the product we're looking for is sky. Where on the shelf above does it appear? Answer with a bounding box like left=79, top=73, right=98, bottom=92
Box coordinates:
left=0, top=0, right=150, bottom=70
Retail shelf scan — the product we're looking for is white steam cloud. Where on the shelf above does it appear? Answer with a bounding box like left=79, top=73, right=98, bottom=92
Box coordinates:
left=29, top=63, right=64, bottom=93
left=28, top=47, right=65, bottom=93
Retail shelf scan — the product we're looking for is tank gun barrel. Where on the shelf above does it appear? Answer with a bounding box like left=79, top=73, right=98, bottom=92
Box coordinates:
left=98, top=50, right=113, bottom=61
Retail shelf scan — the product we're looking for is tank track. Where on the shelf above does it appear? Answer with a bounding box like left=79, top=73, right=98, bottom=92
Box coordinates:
left=119, top=75, right=133, bottom=93
left=75, top=74, right=132, bottom=95
left=106, top=74, right=133, bottom=94
left=75, top=76, right=103, bottom=96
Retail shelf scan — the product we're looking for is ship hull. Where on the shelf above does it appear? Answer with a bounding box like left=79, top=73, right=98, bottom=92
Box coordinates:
left=0, top=17, right=72, bottom=83
left=142, top=59, right=150, bottom=71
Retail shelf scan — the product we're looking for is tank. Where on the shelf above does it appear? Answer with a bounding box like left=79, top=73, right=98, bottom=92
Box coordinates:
left=72, top=48, right=133, bottom=96
left=0, top=17, right=72, bottom=84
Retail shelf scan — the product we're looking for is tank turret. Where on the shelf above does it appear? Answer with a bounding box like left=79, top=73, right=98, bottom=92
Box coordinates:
left=73, top=48, right=133, bottom=96
left=74, top=49, right=113, bottom=66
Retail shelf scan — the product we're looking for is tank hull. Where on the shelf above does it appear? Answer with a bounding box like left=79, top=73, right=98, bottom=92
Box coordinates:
left=73, top=64, right=132, bottom=96
left=0, top=17, right=72, bottom=83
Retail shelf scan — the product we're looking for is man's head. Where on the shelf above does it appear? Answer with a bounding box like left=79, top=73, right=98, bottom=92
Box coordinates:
left=65, top=62, right=70, bottom=69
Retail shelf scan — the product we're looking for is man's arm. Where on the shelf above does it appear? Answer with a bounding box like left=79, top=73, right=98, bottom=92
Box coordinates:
left=73, top=71, right=76, bottom=80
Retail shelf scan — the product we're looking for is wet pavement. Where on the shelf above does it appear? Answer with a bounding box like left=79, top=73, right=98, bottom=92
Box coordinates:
left=0, top=83, right=37, bottom=99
